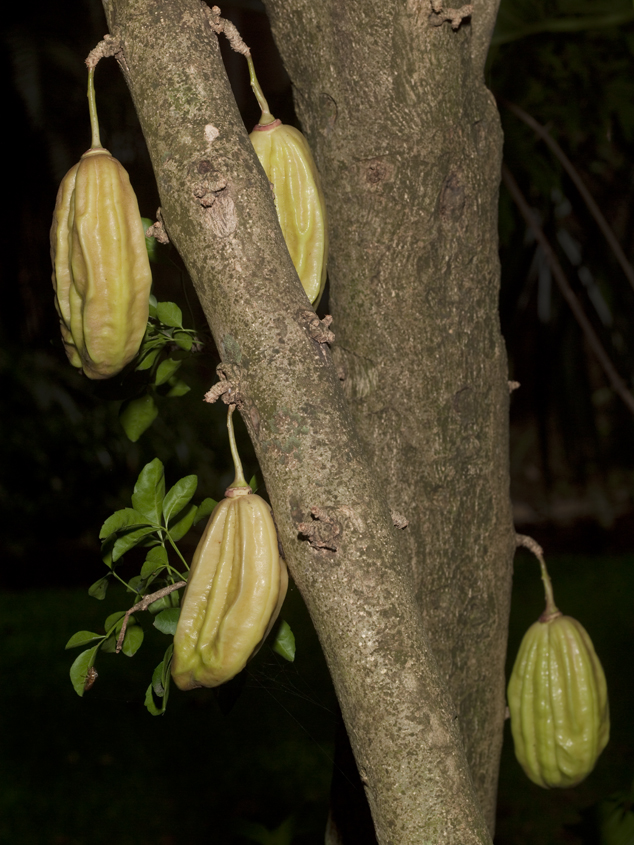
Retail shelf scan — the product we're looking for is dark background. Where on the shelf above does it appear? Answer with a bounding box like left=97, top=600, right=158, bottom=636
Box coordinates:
left=1, top=0, right=633, bottom=842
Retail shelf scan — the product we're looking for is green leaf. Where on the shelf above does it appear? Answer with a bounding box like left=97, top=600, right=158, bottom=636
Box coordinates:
left=69, top=646, right=99, bottom=697
left=88, top=575, right=109, bottom=600
left=135, top=347, right=161, bottom=371
left=154, top=357, right=182, bottom=386
left=140, top=546, right=169, bottom=580
left=166, top=378, right=191, bottom=398
left=153, top=607, right=181, bottom=635
left=146, top=645, right=173, bottom=715
left=65, top=631, right=104, bottom=650
left=145, top=682, right=164, bottom=715
left=156, top=301, right=183, bottom=328
left=161, top=643, right=174, bottom=687
left=104, top=611, right=126, bottom=632
left=163, top=475, right=198, bottom=523
left=152, top=660, right=166, bottom=697
left=113, top=526, right=158, bottom=562
left=126, top=576, right=146, bottom=595
left=148, top=293, right=158, bottom=318
left=100, top=636, right=117, bottom=654
left=168, top=503, right=197, bottom=542
left=121, top=624, right=144, bottom=657
left=99, top=507, right=150, bottom=540
left=100, top=535, right=116, bottom=569
left=249, top=475, right=258, bottom=493
left=148, top=590, right=180, bottom=615
left=173, top=331, right=193, bottom=351
left=272, top=620, right=295, bottom=662
left=120, top=394, right=159, bottom=442
left=194, top=497, right=217, bottom=525
left=131, top=458, right=165, bottom=524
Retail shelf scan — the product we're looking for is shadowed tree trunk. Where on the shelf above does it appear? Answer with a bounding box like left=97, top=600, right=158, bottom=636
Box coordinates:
left=100, top=0, right=514, bottom=841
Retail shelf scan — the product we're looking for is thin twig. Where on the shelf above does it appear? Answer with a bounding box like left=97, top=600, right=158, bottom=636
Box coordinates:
left=115, top=581, right=187, bottom=653
left=515, top=533, right=543, bottom=557
left=85, top=34, right=122, bottom=70
left=515, top=534, right=558, bottom=618
left=502, top=164, right=634, bottom=418
left=502, top=100, right=634, bottom=296
left=204, top=5, right=251, bottom=55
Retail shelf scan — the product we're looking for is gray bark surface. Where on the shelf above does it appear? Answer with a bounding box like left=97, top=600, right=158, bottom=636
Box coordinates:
left=100, top=0, right=512, bottom=841
left=262, top=0, right=515, bottom=830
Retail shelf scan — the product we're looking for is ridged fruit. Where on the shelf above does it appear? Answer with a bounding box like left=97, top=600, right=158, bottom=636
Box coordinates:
left=171, top=408, right=288, bottom=689
left=250, top=120, right=328, bottom=306
left=245, top=54, right=327, bottom=306
left=508, top=544, right=609, bottom=788
left=50, top=67, right=151, bottom=379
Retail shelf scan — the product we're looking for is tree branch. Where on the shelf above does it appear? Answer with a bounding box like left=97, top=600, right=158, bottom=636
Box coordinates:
left=115, top=581, right=186, bottom=653
left=100, top=0, right=492, bottom=841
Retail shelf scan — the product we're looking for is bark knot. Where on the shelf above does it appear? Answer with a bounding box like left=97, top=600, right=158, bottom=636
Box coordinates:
left=429, top=0, right=473, bottom=29
left=297, top=506, right=341, bottom=552
left=145, top=208, right=169, bottom=244
left=204, top=362, right=244, bottom=407
left=299, top=310, right=335, bottom=345
left=192, top=163, right=236, bottom=237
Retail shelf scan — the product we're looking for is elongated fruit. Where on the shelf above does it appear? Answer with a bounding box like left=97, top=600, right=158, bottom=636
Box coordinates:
left=50, top=67, right=151, bottom=379
left=172, top=407, right=288, bottom=689
left=246, top=57, right=327, bottom=306
left=508, top=548, right=609, bottom=788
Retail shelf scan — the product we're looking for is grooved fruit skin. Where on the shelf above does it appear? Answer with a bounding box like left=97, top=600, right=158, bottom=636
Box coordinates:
left=50, top=147, right=152, bottom=379
left=507, top=613, right=609, bottom=788
left=171, top=492, right=288, bottom=690
left=250, top=121, right=328, bottom=306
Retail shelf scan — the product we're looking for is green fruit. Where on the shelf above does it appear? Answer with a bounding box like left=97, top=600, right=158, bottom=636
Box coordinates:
left=508, top=544, right=609, bottom=788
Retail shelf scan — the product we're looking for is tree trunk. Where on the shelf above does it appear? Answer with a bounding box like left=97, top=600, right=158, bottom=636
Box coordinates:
left=100, top=0, right=512, bottom=841
left=263, top=0, right=515, bottom=831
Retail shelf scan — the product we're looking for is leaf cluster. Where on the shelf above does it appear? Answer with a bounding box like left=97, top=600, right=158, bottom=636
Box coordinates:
left=119, top=292, right=206, bottom=442
left=65, top=457, right=216, bottom=712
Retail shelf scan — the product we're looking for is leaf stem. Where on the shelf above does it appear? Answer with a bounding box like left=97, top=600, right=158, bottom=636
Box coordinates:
left=165, top=532, right=191, bottom=570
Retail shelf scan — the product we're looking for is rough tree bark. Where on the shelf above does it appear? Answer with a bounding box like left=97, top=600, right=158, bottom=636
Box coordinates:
left=260, top=0, right=515, bottom=833
left=100, top=0, right=513, bottom=842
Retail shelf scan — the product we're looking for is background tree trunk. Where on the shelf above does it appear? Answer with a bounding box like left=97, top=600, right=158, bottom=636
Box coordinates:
left=262, top=0, right=515, bottom=830
left=100, top=0, right=513, bottom=840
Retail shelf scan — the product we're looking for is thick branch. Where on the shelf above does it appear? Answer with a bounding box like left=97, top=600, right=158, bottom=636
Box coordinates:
left=101, top=0, right=492, bottom=841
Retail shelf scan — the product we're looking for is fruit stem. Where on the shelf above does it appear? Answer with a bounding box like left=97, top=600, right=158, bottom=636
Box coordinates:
left=246, top=55, right=276, bottom=126
left=87, top=67, right=102, bottom=150
left=516, top=534, right=560, bottom=621
left=227, top=405, right=250, bottom=489
left=536, top=550, right=560, bottom=621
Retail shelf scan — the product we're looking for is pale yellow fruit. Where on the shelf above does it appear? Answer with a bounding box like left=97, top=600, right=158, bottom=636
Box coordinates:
left=172, top=488, right=288, bottom=690
left=50, top=147, right=152, bottom=379
left=250, top=119, right=328, bottom=306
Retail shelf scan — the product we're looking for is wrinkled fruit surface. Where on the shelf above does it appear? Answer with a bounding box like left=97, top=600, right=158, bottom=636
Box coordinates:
left=50, top=147, right=152, bottom=379
left=508, top=612, right=609, bottom=788
left=171, top=490, right=288, bottom=689
left=250, top=120, right=327, bottom=306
